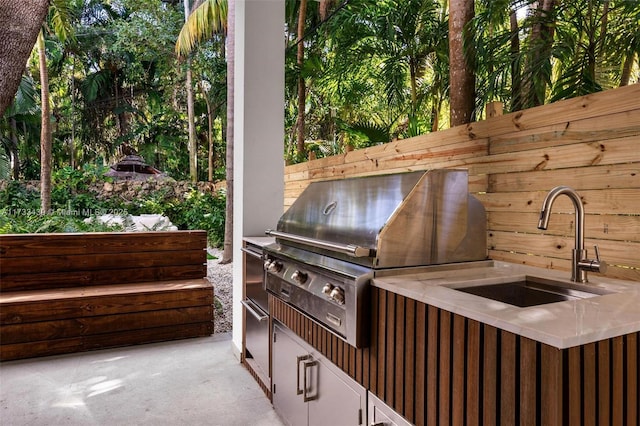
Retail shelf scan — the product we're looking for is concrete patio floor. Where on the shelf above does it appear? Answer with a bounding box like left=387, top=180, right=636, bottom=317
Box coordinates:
left=0, top=333, right=284, bottom=426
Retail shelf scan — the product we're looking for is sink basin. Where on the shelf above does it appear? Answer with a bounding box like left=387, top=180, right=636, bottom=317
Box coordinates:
left=451, top=276, right=612, bottom=307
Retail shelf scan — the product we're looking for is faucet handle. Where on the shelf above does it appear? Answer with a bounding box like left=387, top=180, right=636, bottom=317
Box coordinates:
left=594, top=245, right=602, bottom=262
left=579, top=245, right=607, bottom=274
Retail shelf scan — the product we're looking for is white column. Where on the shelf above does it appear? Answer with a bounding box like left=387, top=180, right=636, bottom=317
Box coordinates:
left=232, top=0, right=284, bottom=356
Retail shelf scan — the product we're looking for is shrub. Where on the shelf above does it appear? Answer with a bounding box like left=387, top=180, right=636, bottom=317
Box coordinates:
left=0, top=180, right=40, bottom=213
left=164, top=188, right=226, bottom=247
left=0, top=167, right=226, bottom=247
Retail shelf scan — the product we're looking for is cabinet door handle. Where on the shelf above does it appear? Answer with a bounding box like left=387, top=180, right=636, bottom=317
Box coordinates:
left=296, top=355, right=311, bottom=395
left=240, top=299, right=268, bottom=322
left=303, top=360, right=318, bottom=402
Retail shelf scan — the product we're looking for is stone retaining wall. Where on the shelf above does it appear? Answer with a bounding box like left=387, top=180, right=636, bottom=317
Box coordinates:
left=0, top=179, right=226, bottom=203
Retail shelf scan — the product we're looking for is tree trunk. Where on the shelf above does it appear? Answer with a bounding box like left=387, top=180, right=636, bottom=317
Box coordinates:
left=186, top=62, right=198, bottom=181
left=0, top=0, right=49, bottom=117
left=409, top=58, right=418, bottom=115
left=38, top=30, right=52, bottom=214
left=9, top=117, right=20, bottom=180
left=430, top=103, right=439, bottom=132
left=221, top=0, right=235, bottom=264
left=70, top=56, right=76, bottom=169
left=597, top=1, right=610, bottom=54
left=588, top=1, right=610, bottom=86
left=524, top=0, right=556, bottom=107
left=448, top=0, right=475, bottom=127
left=184, top=0, right=198, bottom=182
left=620, top=52, right=635, bottom=87
left=509, top=8, right=523, bottom=112
left=199, top=81, right=215, bottom=182
left=295, top=0, right=308, bottom=160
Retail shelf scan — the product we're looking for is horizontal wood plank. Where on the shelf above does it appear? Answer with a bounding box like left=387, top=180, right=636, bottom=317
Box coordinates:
left=1, top=250, right=205, bottom=276
left=488, top=230, right=640, bottom=269
left=0, top=231, right=207, bottom=258
left=488, top=250, right=640, bottom=282
left=1, top=306, right=213, bottom=344
left=0, top=265, right=207, bottom=292
left=0, top=322, right=213, bottom=361
left=468, top=84, right=640, bottom=139
left=489, top=109, right=640, bottom=154
left=488, top=211, right=640, bottom=243
left=488, top=163, right=640, bottom=192
left=0, top=280, right=212, bottom=324
left=478, top=188, right=640, bottom=215
left=474, top=136, right=640, bottom=176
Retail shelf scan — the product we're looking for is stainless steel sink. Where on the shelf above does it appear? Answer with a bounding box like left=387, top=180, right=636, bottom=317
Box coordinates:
left=451, top=276, right=612, bottom=307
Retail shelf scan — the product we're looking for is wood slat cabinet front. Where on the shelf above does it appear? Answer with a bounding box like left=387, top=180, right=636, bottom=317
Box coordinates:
left=270, top=289, right=639, bottom=425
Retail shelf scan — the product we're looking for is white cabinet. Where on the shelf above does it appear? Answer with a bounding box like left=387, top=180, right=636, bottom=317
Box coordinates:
left=368, top=392, right=412, bottom=426
left=272, top=322, right=366, bottom=426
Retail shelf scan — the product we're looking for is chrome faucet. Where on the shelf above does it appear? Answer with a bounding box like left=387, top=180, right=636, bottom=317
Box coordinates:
left=537, top=186, right=606, bottom=282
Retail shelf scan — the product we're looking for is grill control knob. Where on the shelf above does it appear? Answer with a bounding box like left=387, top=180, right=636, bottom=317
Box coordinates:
left=292, top=270, right=308, bottom=285
left=322, top=283, right=334, bottom=295
left=267, top=260, right=283, bottom=273
left=329, top=287, right=345, bottom=305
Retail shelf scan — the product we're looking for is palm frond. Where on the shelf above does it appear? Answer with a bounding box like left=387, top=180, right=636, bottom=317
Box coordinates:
left=338, top=119, right=391, bottom=145
left=81, top=70, right=110, bottom=102
left=49, top=0, right=75, bottom=43
left=4, top=75, right=39, bottom=117
left=0, top=147, right=11, bottom=180
left=175, top=0, right=227, bottom=57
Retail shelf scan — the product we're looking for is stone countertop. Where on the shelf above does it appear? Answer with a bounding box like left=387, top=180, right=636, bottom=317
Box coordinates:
left=372, top=261, right=640, bottom=349
left=242, top=236, right=275, bottom=248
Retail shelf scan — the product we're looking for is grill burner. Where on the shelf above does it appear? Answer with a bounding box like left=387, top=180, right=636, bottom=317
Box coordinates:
left=265, top=169, right=487, bottom=348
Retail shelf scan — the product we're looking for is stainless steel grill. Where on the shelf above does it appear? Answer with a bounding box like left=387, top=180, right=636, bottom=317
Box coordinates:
left=264, top=169, right=488, bottom=347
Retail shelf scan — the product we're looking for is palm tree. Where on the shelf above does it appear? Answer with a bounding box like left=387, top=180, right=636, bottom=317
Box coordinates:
left=449, top=0, right=476, bottom=126
left=294, top=0, right=309, bottom=160
left=318, top=0, right=445, bottom=142
left=37, top=32, right=53, bottom=213
left=176, top=0, right=230, bottom=260
left=522, top=0, right=556, bottom=107
left=549, top=0, right=640, bottom=101
left=37, top=0, right=74, bottom=214
left=183, top=0, right=198, bottom=182
left=221, top=0, right=234, bottom=264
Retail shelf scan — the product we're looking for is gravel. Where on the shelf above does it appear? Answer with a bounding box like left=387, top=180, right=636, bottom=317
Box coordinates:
left=206, top=247, right=234, bottom=334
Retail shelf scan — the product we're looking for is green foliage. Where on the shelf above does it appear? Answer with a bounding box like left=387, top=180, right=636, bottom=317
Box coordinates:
left=163, top=188, right=226, bottom=246
left=0, top=150, right=10, bottom=179
left=0, top=211, right=126, bottom=234
left=0, top=181, right=41, bottom=212
left=49, top=165, right=113, bottom=213
left=3, top=0, right=639, bottom=181
left=0, top=167, right=226, bottom=246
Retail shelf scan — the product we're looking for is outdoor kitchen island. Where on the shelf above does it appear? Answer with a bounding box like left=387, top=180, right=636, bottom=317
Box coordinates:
left=373, top=261, right=640, bottom=425
left=269, top=260, right=640, bottom=425
left=256, top=168, right=639, bottom=425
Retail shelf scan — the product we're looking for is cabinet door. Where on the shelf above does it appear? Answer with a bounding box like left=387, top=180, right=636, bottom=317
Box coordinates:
left=308, top=355, right=366, bottom=426
left=272, top=323, right=309, bottom=426
left=367, top=392, right=412, bottom=426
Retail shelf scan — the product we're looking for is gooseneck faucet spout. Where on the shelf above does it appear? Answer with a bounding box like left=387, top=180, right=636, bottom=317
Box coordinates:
left=537, top=186, right=606, bottom=283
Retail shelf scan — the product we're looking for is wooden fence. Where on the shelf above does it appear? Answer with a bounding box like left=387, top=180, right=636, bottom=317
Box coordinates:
left=284, top=84, right=640, bottom=282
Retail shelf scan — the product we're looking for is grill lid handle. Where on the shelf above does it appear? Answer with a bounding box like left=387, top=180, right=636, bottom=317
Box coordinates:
left=265, top=229, right=373, bottom=258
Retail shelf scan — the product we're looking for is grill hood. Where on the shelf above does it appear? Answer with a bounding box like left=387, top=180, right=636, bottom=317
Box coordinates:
left=268, top=169, right=487, bottom=269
